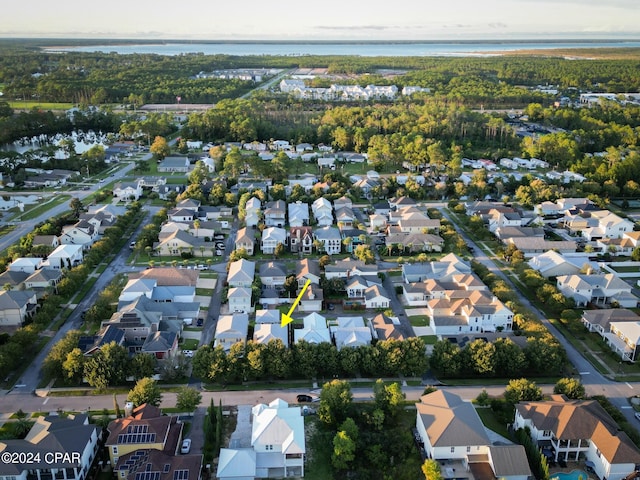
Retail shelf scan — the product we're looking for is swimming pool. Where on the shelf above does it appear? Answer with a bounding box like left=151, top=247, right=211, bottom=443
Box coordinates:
left=551, top=470, right=590, bottom=480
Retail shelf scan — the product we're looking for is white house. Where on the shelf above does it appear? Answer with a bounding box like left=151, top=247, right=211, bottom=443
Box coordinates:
left=112, top=180, right=143, bottom=201
left=228, top=287, right=253, bottom=314
left=44, top=244, right=84, bottom=270
left=313, top=226, right=341, bottom=255
left=8, top=257, right=43, bottom=274
left=416, top=390, right=531, bottom=480
left=294, top=312, right=331, bottom=344
left=214, top=314, right=249, bottom=351
left=227, top=259, right=255, bottom=288
left=217, top=398, right=305, bottom=479
left=261, top=227, right=287, bottom=255
left=557, top=273, right=638, bottom=308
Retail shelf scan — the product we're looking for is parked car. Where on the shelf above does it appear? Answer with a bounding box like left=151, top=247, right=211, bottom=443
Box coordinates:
left=181, top=438, right=191, bottom=454
left=635, top=412, right=640, bottom=421
left=183, top=350, right=194, bottom=357
left=297, top=394, right=313, bottom=403
left=196, top=318, right=203, bottom=327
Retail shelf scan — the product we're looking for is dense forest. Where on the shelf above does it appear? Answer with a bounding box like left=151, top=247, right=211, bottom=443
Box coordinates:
left=1, top=41, right=640, bottom=106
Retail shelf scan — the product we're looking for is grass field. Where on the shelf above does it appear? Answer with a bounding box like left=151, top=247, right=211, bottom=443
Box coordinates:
left=16, top=194, right=70, bottom=221
left=9, top=101, right=75, bottom=110
left=409, top=315, right=430, bottom=327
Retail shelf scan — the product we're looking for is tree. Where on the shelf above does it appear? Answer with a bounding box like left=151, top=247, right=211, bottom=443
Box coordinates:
left=150, top=136, right=171, bottom=160
left=127, top=377, right=162, bottom=407
left=422, top=459, right=443, bottom=480
left=83, top=342, right=129, bottom=390
left=69, top=197, right=85, bottom=218
left=62, top=348, right=85, bottom=383
left=282, top=275, right=297, bottom=298
left=318, top=379, right=353, bottom=428
left=130, top=353, right=156, bottom=380
left=504, top=378, right=543, bottom=405
left=176, top=386, right=203, bottom=413
left=553, top=377, right=585, bottom=399
left=353, top=244, right=375, bottom=264
left=274, top=242, right=285, bottom=259
left=332, top=430, right=356, bottom=471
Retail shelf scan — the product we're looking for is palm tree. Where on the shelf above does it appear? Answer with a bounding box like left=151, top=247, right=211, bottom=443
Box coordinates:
left=193, top=219, right=200, bottom=238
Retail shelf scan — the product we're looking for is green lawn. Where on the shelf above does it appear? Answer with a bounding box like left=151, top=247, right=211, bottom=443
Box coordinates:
left=409, top=315, right=430, bottom=327
left=475, top=406, right=511, bottom=439
left=181, top=339, right=200, bottom=350
left=420, top=335, right=437, bottom=344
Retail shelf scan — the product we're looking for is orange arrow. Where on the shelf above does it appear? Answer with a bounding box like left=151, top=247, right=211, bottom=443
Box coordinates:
left=281, top=279, right=311, bottom=327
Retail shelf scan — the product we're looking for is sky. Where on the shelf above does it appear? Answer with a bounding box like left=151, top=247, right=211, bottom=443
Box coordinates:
left=2, top=0, right=640, bottom=40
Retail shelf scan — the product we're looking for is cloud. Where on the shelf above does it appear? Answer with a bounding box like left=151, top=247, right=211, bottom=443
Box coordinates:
left=315, top=25, right=394, bottom=31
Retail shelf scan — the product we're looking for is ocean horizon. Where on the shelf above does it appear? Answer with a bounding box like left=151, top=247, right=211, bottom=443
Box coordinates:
left=44, top=40, right=640, bottom=57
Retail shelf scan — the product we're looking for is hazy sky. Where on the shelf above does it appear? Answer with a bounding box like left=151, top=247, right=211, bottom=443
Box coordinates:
left=2, top=0, right=639, bottom=40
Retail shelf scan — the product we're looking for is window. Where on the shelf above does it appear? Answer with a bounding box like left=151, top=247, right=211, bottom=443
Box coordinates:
left=266, top=445, right=274, bottom=451
left=112, top=446, right=118, bottom=454
left=450, top=447, right=455, bottom=453
left=466, top=446, right=471, bottom=453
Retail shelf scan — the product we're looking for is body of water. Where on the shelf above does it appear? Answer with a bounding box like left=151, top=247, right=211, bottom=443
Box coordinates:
left=45, top=41, right=640, bottom=57
left=551, top=470, right=590, bottom=480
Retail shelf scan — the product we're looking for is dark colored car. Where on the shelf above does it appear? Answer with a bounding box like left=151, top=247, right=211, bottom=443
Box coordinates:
left=297, top=394, right=313, bottom=403
left=196, top=318, right=203, bottom=327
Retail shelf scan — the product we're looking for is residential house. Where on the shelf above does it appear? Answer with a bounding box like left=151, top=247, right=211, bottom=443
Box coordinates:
left=0, top=414, right=100, bottom=480
left=604, top=320, right=640, bottom=362
left=352, top=177, right=378, bottom=199
left=514, top=395, right=640, bottom=480
left=8, top=257, right=43, bottom=274
left=106, top=404, right=182, bottom=465
left=264, top=200, right=286, bottom=228
left=340, top=228, right=366, bottom=253
left=43, top=244, right=84, bottom=270
left=0, top=270, right=28, bottom=290
left=290, top=226, right=313, bottom=255
left=245, top=197, right=261, bottom=228
left=369, top=313, right=405, bottom=341
left=505, top=237, right=577, bottom=257
left=385, top=232, right=444, bottom=253
left=60, top=220, right=98, bottom=250
left=314, top=226, right=342, bottom=255
left=31, top=234, right=60, bottom=250
left=113, top=180, right=143, bottom=201
left=427, top=290, right=514, bottom=335
left=0, top=290, right=38, bottom=326
left=295, top=259, right=321, bottom=288
left=288, top=202, right=309, bottom=227
left=335, top=207, right=355, bottom=228
left=214, top=314, right=249, bottom=351
left=557, top=273, right=638, bottom=308
left=227, top=259, right=255, bottom=288
left=527, top=250, right=585, bottom=278
left=128, top=267, right=199, bottom=287
left=388, top=196, right=417, bottom=211
left=333, top=196, right=353, bottom=211
left=136, top=176, right=167, bottom=189
left=253, top=323, right=289, bottom=347
left=157, top=156, right=190, bottom=173
left=255, top=309, right=281, bottom=325
left=261, top=227, right=287, bottom=255
left=317, top=156, right=336, bottom=169
left=563, top=209, right=634, bottom=241
left=364, top=284, right=391, bottom=309
left=217, top=398, right=305, bottom=479
left=24, top=268, right=62, bottom=293
left=235, top=227, right=255, bottom=256
left=369, top=214, right=388, bottom=232
left=294, top=312, right=331, bottom=344
left=167, top=208, right=196, bottom=223
left=228, top=287, right=253, bottom=314
left=401, top=253, right=471, bottom=283
left=330, top=316, right=373, bottom=350
left=154, top=230, right=215, bottom=257
left=299, top=284, right=323, bottom=312
left=259, top=262, right=287, bottom=289
left=416, top=390, right=531, bottom=480
left=325, top=258, right=378, bottom=280
left=397, top=213, right=441, bottom=234
left=581, top=309, right=640, bottom=336
left=115, top=448, right=202, bottom=480
left=140, top=331, right=179, bottom=359
left=346, top=276, right=371, bottom=300
left=311, top=198, right=333, bottom=226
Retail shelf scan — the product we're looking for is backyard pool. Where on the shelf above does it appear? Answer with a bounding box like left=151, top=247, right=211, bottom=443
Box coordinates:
left=551, top=470, right=590, bottom=480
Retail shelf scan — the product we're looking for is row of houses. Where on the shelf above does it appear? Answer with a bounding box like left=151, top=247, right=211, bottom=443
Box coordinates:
left=214, top=310, right=402, bottom=352
left=401, top=254, right=514, bottom=336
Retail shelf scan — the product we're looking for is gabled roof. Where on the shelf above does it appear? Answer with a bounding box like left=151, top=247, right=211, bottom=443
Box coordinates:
left=259, top=261, right=287, bottom=278
left=130, top=267, right=199, bottom=287
left=416, top=390, right=490, bottom=448
left=216, top=448, right=256, bottom=478
left=0, top=290, right=35, bottom=309
left=250, top=399, right=305, bottom=455
left=227, top=259, right=255, bottom=285
left=516, top=396, right=640, bottom=464
left=253, top=323, right=288, bottom=345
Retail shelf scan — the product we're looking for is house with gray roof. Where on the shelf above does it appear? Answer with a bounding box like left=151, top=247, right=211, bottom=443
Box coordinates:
left=313, top=226, right=341, bottom=255
left=0, top=290, right=37, bottom=326
left=113, top=180, right=143, bottom=201
left=227, top=259, right=255, bottom=288
left=214, top=314, right=249, bottom=351
left=0, top=413, right=100, bottom=480
left=158, top=156, right=190, bottom=173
